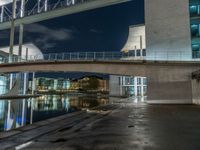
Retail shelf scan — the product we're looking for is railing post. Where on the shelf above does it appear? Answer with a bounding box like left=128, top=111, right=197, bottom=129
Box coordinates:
left=94, top=52, right=96, bottom=60
left=48, top=54, right=51, bottom=60
left=62, top=53, right=65, bottom=60
left=85, top=52, right=87, bottom=60
left=77, top=53, right=79, bottom=60
left=55, top=53, right=57, bottom=60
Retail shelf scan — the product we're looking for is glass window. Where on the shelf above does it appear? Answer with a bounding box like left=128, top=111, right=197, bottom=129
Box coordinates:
left=136, top=50, right=141, bottom=56
left=137, top=78, right=141, bottom=85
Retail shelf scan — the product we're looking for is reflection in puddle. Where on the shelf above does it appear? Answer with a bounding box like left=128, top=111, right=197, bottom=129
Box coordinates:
left=0, top=94, right=109, bottom=132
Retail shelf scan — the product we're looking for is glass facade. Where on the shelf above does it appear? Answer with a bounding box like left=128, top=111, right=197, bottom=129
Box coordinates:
left=190, top=0, right=200, bottom=58
left=120, top=76, right=147, bottom=96
left=0, top=76, right=7, bottom=95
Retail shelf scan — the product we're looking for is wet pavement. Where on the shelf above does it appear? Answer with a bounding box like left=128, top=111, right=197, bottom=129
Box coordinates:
left=1, top=98, right=200, bottom=150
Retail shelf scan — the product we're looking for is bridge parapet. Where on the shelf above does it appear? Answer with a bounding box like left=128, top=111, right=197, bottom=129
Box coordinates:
left=0, top=51, right=145, bottom=64
left=1, top=51, right=200, bottom=65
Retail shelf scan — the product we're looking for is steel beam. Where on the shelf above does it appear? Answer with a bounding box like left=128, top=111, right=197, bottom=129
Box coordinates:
left=0, top=0, right=131, bottom=30
left=9, top=0, right=17, bottom=63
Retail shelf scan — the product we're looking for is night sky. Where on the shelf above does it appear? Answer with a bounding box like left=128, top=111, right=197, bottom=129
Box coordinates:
left=0, top=0, right=144, bottom=78
left=0, top=0, right=144, bottom=53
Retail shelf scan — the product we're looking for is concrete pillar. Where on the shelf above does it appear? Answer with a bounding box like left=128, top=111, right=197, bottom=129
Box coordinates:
left=141, top=77, right=144, bottom=96
left=109, top=75, right=122, bottom=97
left=0, top=6, right=4, bottom=23
left=25, top=48, right=28, bottom=61
left=191, top=79, right=200, bottom=104
left=140, top=35, right=143, bottom=56
left=9, top=74, right=13, bottom=90
left=20, top=0, right=25, bottom=18
left=30, top=100, right=33, bottom=124
left=147, top=80, right=193, bottom=104
left=32, top=72, right=35, bottom=95
left=18, top=24, right=24, bottom=61
left=9, top=0, right=17, bottom=63
left=21, top=99, right=26, bottom=126
left=134, top=77, right=138, bottom=96
left=23, top=72, right=27, bottom=95
left=44, top=0, right=48, bottom=12
left=37, top=0, right=41, bottom=13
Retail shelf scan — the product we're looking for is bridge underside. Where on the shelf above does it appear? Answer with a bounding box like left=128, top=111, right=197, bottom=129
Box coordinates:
left=1, top=60, right=200, bottom=104
left=0, top=0, right=131, bottom=30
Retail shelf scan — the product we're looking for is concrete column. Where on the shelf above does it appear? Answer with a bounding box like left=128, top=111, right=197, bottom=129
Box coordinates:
left=134, top=77, right=138, bottom=96
left=20, top=0, right=25, bottom=18
left=37, top=0, right=41, bottom=13
left=21, top=99, right=26, bottom=126
left=30, top=100, right=33, bottom=124
left=9, top=0, right=17, bottom=63
left=9, top=74, right=13, bottom=90
left=25, top=48, right=28, bottom=61
left=23, top=72, right=27, bottom=95
left=140, top=35, right=143, bottom=56
left=18, top=24, right=24, bottom=61
left=0, top=6, right=4, bottom=23
left=32, top=72, right=35, bottom=95
left=141, top=77, right=144, bottom=96
left=44, top=0, right=48, bottom=12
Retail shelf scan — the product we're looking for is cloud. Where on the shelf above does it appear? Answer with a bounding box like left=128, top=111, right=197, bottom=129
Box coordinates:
left=89, top=29, right=102, bottom=34
left=24, top=23, right=75, bottom=49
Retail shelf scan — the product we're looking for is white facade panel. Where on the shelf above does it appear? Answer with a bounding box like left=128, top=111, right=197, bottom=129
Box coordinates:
left=121, top=25, right=146, bottom=52
left=145, top=0, right=192, bottom=60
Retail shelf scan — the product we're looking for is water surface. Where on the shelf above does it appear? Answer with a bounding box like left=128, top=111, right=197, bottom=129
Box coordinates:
left=0, top=94, right=109, bottom=132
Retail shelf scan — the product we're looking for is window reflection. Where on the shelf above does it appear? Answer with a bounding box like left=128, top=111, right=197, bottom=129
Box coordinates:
left=0, top=95, right=109, bottom=132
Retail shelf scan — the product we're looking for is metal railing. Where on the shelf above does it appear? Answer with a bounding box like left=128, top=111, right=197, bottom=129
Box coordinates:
left=0, top=51, right=145, bottom=64
left=0, top=50, right=200, bottom=65
left=0, top=0, right=94, bottom=23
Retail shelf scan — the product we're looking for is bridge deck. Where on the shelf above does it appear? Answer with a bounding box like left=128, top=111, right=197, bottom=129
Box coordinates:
left=0, top=0, right=130, bottom=30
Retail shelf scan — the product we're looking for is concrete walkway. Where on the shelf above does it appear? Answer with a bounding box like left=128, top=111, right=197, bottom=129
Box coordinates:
left=1, top=98, right=200, bottom=150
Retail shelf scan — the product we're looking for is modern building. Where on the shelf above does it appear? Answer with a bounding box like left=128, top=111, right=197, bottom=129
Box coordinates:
left=74, top=76, right=109, bottom=92
left=110, top=24, right=147, bottom=97
left=0, top=43, right=43, bottom=95
left=0, top=75, right=8, bottom=95
left=121, top=24, right=146, bottom=59
left=145, top=0, right=200, bottom=60
left=30, top=76, right=108, bottom=93
left=30, top=77, right=71, bottom=92
left=109, top=75, right=147, bottom=97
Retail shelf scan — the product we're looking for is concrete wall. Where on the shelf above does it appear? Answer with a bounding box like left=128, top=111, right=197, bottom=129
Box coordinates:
left=145, top=0, right=192, bottom=60
left=192, top=79, right=200, bottom=104
left=147, top=81, right=193, bottom=104
left=109, top=75, right=122, bottom=97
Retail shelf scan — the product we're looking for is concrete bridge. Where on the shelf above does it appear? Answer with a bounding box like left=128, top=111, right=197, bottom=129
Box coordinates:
left=0, top=59, right=200, bottom=104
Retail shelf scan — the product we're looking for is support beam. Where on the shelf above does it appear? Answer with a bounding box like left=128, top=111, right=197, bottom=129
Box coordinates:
left=0, top=6, right=4, bottom=23
left=9, top=0, right=17, bottom=63
left=0, top=0, right=131, bottom=30
left=18, top=24, right=24, bottom=61
left=20, top=0, right=25, bottom=18
left=9, top=74, right=13, bottom=90
left=32, top=72, right=35, bottom=95
left=38, top=0, right=41, bottom=13
left=18, top=0, right=25, bottom=61
left=44, top=0, right=48, bottom=12
left=23, top=72, right=27, bottom=95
